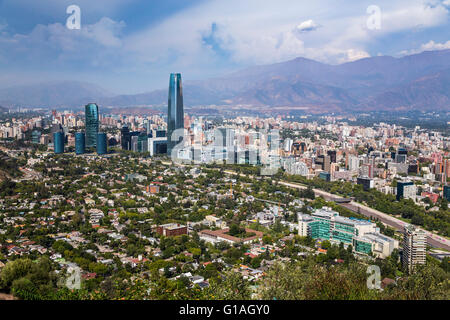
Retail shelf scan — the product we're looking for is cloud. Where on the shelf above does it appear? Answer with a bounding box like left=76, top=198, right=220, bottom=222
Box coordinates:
left=296, top=19, right=320, bottom=33
left=399, top=40, right=450, bottom=55
left=344, top=49, right=371, bottom=62
left=0, top=0, right=449, bottom=92
left=421, top=40, right=450, bottom=50
left=0, top=17, right=126, bottom=68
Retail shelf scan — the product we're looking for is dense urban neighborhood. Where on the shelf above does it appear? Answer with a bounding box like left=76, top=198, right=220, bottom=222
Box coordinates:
left=0, top=100, right=449, bottom=300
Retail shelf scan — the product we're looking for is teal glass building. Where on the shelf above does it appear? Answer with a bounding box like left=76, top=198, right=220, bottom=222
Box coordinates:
left=96, top=132, right=107, bottom=155
left=444, top=185, right=450, bottom=202
left=75, top=132, right=85, bottom=155
left=167, top=73, right=184, bottom=156
left=85, top=103, right=99, bottom=148
left=53, top=132, right=64, bottom=154
left=31, top=130, right=41, bottom=144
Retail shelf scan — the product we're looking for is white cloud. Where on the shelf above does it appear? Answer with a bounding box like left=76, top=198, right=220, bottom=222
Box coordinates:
left=399, top=40, right=450, bottom=55
left=0, top=0, right=449, bottom=92
left=296, top=20, right=320, bottom=33
left=0, top=17, right=126, bottom=67
left=345, top=49, right=371, bottom=62
left=421, top=40, right=450, bottom=50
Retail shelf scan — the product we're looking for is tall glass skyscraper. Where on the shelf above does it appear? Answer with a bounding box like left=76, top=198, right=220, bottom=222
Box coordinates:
left=75, top=132, right=85, bottom=155
left=85, top=103, right=99, bottom=148
left=167, top=73, right=184, bottom=156
left=97, top=133, right=107, bottom=155
left=53, top=132, right=65, bottom=154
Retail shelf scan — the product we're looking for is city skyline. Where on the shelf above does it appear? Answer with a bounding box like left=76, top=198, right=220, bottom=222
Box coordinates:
left=0, top=1, right=449, bottom=306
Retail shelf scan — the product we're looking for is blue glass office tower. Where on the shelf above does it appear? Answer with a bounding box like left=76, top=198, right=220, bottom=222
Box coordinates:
left=53, top=132, right=64, bottom=154
left=97, top=133, right=107, bottom=155
left=444, top=185, right=450, bottom=202
left=75, top=132, right=85, bottom=155
left=85, top=103, right=99, bottom=148
left=167, top=73, right=184, bottom=156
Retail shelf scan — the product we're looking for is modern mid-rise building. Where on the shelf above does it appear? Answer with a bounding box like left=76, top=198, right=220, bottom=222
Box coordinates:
left=137, top=133, right=148, bottom=153
left=31, top=130, right=41, bottom=144
left=396, top=180, right=416, bottom=201
left=96, top=132, right=107, bottom=155
left=316, top=155, right=331, bottom=172
left=85, top=103, right=99, bottom=148
left=402, top=224, right=426, bottom=273
left=121, top=126, right=131, bottom=150
left=75, top=132, right=85, bottom=155
left=148, top=137, right=167, bottom=156
left=167, top=73, right=184, bottom=156
left=298, top=207, right=398, bottom=258
left=53, top=132, right=65, bottom=154
left=357, top=177, right=374, bottom=191
left=348, top=155, right=359, bottom=171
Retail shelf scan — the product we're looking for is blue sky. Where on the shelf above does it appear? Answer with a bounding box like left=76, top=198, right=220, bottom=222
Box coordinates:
left=0, top=0, right=449, bottom=94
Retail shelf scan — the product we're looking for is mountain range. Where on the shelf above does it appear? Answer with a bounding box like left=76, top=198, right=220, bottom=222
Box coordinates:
left=1, top=49, right=450, bottom=112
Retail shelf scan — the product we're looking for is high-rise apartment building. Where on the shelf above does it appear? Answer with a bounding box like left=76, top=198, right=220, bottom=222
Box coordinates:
left=85, top=103, right=99, bottom=148
left=167, top=73, right=184, bottom=156
left=402, top=224, right=426, bottom=273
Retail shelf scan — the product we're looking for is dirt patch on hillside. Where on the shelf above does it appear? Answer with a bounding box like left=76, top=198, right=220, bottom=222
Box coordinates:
left=0, top=292, right=18, bottom=300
